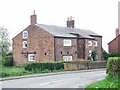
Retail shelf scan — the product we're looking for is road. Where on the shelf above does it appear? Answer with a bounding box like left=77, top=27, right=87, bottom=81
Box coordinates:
left=1, top=69, right=106, bottom=88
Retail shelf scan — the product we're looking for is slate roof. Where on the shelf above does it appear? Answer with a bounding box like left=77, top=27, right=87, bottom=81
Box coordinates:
left=36, top=24, right=101, bottom=39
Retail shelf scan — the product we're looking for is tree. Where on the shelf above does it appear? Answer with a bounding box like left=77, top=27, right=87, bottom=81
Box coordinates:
left=102, top=50, right=109, bottom=60
left=0, top=27, right=11, bottom=55
left=91, top=51, right=97, bottom=61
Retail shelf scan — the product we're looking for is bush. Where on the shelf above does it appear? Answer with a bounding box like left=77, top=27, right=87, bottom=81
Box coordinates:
left=24, top=62, right=64, bottom=71
left=106, top=57, right=120, bottom=76
left=2, top=55, right=13, bottom=66
left=108, top=52, right=120, bottom=57
left=102, top=50, right=109, bottom=60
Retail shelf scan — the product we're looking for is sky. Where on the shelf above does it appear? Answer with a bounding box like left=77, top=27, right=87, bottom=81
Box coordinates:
left=0, top=0, right=119, bottom=52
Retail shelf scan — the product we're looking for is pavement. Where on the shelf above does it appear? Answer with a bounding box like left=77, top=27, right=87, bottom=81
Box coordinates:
left=1, top=68, right=106, bottom=81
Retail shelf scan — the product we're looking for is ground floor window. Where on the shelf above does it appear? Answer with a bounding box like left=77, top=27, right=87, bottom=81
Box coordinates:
left=28, top=54, right=35, bottom=61
left=63, top=56, right=72, bottom=61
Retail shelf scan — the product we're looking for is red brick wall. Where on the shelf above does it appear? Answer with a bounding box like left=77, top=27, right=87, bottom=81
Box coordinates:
left=77, top=39, right=85, bottom=59
left=118, top=36, right=120, bottom=52
left=54, top=38, right=78, bottom=61
left=109, top=36, right=120, bottom=53
left=84, top=36, right=102, bottom=60
left=13, top=25, right=55, bottom=65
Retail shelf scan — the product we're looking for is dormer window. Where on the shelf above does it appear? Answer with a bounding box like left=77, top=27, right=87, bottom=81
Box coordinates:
left=22, top=31, right=28, bottom=39
left=94, top=41, right=98, bottom=47
left=88, top=41, right=92, bottom=46
left=23, top=41, right=27, bottom=48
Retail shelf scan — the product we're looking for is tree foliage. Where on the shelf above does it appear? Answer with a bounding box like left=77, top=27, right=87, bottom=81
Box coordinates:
left=108, top=52, right=120, bottom=57
left=91, top=51, right=97, bottom=61
left=102, top=50, right=109, bottom=60
left=0, top=27, right=11, bottom=55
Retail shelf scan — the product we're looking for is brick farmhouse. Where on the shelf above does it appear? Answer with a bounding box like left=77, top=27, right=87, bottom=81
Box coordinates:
left=13, top=11, right=103, bottom=65
left=108, top=28, right=120, bottom=53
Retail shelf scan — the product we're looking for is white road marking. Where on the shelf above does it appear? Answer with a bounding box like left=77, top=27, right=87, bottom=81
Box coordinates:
left=40, top=82, right=51, bottom=86
left=39, top=77, right=78, bottom=86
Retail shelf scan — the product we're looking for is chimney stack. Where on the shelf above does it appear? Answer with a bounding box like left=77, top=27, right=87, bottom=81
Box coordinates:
left=30, top=10, right=37, bottom=25
left=67, top=16, right=74, bottom=28
left=116, top=28, right=120, bottom=37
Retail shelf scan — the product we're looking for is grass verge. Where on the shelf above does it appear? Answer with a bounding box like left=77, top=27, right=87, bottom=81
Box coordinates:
left=85, top=75, right=120, bottom=90
left=0, top=66, right=64, bottom=78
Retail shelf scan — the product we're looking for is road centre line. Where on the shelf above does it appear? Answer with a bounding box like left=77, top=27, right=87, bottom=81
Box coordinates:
left=39, top=77, right=79, bottom=86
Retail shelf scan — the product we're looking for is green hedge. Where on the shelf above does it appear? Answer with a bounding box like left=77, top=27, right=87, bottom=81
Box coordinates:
left=106, top=57, right=120, bottom=76
left=24, top=62, right=64, bottom=71
left=108, top=52, right=120, bottom=57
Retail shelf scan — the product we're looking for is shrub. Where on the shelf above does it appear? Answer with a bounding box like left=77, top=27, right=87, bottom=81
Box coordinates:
left=102, top=50, right=109, bottom=60
left=24, top=62, right=64, bottom=71
left=91, top=51, right=97, bottom=61
left=2, top=55, right=13, bottom=66
left=106, top=57, right=120, bottom=76
left=108, top=52, right=120, bottom=57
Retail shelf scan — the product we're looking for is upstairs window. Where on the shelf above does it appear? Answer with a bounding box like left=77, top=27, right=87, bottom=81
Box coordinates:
left=23, top=41, right=27, bottom=48
left=22, top=31, right=28, bottom=39
left=63, top=39, right=71, bottom=46
left=94, top=41, right=98, bottom=47
left=28, top=54, right=35, bottom=61
left=88, top=41, right=92, bottom=46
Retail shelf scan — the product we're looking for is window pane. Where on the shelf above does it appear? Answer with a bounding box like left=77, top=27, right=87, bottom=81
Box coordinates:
left=22, top=31, right=28, bottom=39
left=63, top=39, right=71, bottom=46
left=23, top=41, right=27, bottom=48
left=63, top=56, right=72, bottom=61
left=94, top=41, right=98, bottom=47
left=88, top=41, right=92, bottom=46
left=28, top=54, right=35, bottom=61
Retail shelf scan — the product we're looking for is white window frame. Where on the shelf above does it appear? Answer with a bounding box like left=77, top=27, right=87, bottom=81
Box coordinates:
left=22, top=31, right=28, bottom=39
left=22, top=41, right=27, bottom=48
left=94, top=41, right=98, bottom=47
left=28, top=54, right=35, bottom=61
left=63, top=39, right=72, bottom=46
left=88, top=41, right=92, bottom=46
left=63, top=56, right=72, bottom=61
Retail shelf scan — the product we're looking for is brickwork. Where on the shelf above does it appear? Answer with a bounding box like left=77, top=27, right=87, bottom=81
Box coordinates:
left=13, top=25, right=55, bottom=65
left=84, top=36, right=102, bottom=60
left=77, top=39, right=85, bottom=59
left=54, top=38, right=78, bottom=61
left=108, top=35, right=120, bottom=53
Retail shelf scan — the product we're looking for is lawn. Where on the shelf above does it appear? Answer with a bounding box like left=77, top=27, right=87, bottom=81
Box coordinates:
left=85, top=75, right=120, bottom=90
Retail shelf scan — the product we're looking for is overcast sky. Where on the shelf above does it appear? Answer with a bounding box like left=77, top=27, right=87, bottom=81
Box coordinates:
left=0, top=0, right=119, bottom=52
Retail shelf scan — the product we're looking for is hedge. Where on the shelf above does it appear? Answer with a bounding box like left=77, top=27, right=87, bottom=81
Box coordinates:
left=106, top=57, right=120, bottom=76
left=24, top=62, right=64, bottom=71
left=108, top=52, right=120, bottom=57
